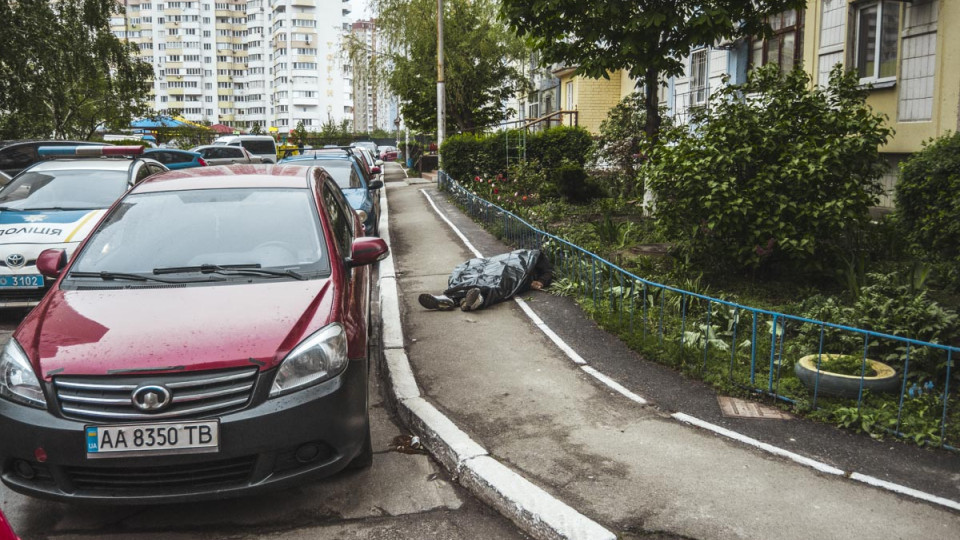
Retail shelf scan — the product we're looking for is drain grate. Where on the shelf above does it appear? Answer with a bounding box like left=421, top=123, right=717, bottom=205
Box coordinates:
left=717, top=396, right=793, bottom=420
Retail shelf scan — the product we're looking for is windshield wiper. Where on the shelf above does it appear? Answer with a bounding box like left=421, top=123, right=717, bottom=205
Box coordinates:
left=69, top=271, right=224, bottom=283
left=153, top=263, right=306, bottom=281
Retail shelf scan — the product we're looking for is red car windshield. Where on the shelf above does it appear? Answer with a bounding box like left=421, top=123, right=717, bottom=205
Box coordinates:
left=71, top=188, right=328, bottom=277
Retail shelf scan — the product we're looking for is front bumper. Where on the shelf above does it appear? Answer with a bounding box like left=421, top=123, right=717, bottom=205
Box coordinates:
left=0, top=359, right=368, bottom=504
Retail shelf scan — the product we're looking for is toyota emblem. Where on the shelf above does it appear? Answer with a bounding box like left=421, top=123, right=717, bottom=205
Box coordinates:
left=131, top=385, right=172, bottom=412
left=6, top=254, right=25, bottom=269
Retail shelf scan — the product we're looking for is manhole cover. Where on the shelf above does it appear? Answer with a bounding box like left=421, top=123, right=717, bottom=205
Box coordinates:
left=717, top=396, right=792, bottom=420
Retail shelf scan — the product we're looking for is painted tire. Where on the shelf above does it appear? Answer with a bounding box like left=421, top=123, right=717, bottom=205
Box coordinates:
left=794, top=354, right=900, bottom=399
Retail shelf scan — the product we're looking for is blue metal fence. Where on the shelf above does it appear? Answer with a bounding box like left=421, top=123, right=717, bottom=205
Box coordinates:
left=438, top=170, right=959, bottom=450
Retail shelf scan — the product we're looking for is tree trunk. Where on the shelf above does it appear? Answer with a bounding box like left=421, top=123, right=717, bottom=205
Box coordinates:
left=643, top=67, right=661, bottom=145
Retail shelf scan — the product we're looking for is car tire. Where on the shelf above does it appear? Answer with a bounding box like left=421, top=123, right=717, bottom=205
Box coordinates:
left=347, top=428, right=373, bottom=470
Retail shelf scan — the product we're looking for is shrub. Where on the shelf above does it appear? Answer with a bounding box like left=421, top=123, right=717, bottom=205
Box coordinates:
left=550, top=161, right=602, bottom=204
left=440, top=134, right=483, bottom=182
left=528, top=125, right=594, bottom=170
left=895, top=131, right=960, bottom=267
left=790, top=273, right=959, bottom=385
left=441, top=126, right=594, bottom=184
left=591, top=92, right=660, bottom=199
left=647, top=65, right=892, bottom=274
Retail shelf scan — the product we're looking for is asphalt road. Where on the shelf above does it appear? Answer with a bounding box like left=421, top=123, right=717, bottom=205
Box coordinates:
left=0, top=169, right=528, bottom=540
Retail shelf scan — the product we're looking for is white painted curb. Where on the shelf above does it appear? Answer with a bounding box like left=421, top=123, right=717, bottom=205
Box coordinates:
left=376, top=181, right=618, bottom=540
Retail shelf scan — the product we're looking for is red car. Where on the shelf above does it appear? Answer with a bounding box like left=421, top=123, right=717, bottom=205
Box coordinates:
left=0, top=165, right=387, bottom=503
left=379, top=146, right=399, bottom=161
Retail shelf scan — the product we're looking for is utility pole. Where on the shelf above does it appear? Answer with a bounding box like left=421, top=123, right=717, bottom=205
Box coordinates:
left=436, top=0, right=445, bottom=157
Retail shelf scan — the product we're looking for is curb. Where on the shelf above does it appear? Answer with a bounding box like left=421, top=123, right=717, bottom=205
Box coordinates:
left=375, top=182, right=617, bottom=540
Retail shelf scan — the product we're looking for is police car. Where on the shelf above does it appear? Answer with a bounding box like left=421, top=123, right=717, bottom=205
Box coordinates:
left=0, top=146, right=167, bottom=308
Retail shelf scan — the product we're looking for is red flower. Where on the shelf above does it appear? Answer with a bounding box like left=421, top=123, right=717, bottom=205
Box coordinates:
left=522, top=196, right=528, bottom=201
left=493, top=188, right=499, bottom=194
left=474, top=176, right=481, bottom=182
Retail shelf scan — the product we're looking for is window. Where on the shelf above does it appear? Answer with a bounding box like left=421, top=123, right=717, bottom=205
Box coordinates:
left=689, top=48, right=708, bottom=106
left=750, top=9, right=803, bottom=73
left=565, top=82, right=573, bottom=110
left=855, top=2, right=900, bottom=82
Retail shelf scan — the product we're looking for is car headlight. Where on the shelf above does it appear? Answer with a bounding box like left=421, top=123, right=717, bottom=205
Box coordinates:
left=355, top=209, right=368, bottom=223
left=0, top=339, right=45, bottom=408
left=270, top=323, right=348, bottom=398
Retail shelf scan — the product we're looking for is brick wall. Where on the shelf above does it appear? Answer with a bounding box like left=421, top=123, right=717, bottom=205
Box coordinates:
left=574, top=71, right=623, bottom=134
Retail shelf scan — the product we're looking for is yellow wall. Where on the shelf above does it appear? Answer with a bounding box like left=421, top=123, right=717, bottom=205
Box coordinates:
left=803, top=1, right=960, bottom=154
left=558, top=71, right=623, bottom=134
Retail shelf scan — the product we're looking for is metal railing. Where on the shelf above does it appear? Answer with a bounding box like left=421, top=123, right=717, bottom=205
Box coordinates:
left=438, top=170, right=959, bottom=451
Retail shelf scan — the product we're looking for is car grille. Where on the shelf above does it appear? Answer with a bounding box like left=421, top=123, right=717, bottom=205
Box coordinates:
left=54, top=367, right=259, bottom=421
left=0, top=288, right=47, bottom=301
left=64, top=456, right=256, bottom=491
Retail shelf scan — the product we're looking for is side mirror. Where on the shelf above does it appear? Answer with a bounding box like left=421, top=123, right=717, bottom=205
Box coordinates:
left=370, top=166, right=381, bottom=174
left=368, top=180, right=384, bottom=190
left=347, top=237, right=388, bottom=267
left=36, top=248, right=67, bottom=278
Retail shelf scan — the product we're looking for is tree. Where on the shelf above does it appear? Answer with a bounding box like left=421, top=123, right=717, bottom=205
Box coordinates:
left=0, top=0, right=153, bottom=140
left=591, top=92, right=661, bottom=200
left=647, top=65, right=892, bottom=274
left=370, top=0, right=530, bottom=133
left=499, top=0, right=804, bottom=143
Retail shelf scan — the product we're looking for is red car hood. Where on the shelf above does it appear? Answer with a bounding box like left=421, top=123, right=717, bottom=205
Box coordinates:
left=17, top=279, right=334, bottom=380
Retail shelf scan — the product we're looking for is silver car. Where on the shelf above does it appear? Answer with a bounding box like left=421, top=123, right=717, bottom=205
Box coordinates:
left=190, top=145, right=267, bottom=166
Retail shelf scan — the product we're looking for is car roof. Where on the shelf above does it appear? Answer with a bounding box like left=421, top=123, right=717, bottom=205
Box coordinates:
left=132, top=164, right=319, bottom=193
left=24, top=159, right=138, bottom=172
left=0, top=139, right=103, bottom=150
left=145, top=148, right=200, bottom=155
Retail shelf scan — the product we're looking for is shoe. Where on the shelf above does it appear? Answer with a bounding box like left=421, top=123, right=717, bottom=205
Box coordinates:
left=460, top=288, right=484, bottom=312
left=419, top=294, right=455, bottom=311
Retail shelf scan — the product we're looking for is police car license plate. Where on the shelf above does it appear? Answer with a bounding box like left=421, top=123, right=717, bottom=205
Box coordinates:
left=85, top=420, right=219, bottom=458
left=0, top=275, right=44, bottom=288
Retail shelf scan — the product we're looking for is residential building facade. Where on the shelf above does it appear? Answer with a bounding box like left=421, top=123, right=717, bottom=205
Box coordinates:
left=804, top=0, right=959, bottom=206
left=111, top=0, right=354, bottom=133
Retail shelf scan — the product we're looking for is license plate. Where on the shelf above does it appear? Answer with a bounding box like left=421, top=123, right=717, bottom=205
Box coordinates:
left=0, top=275, right=44, bottom=289
left=85, top=420, right=219, bottom=459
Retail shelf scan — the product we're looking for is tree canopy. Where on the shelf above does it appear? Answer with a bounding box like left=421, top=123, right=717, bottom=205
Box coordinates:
left=499, top=0, right=805, bottom=142
left=0, top=0, right=153, bottom=139
left=370, top=0, right=530, bottom=134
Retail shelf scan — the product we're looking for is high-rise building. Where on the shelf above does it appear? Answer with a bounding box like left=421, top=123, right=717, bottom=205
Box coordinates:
left=111, top=0, right=353, bottom=133
left=348, top=19, right=398, bottom=134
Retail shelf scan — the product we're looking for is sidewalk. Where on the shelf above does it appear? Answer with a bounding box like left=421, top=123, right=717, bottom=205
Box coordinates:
left=380, top=175, right=960, bottom=540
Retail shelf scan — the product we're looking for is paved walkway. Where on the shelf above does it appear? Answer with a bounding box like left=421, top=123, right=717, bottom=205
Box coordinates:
left=381, top=167, right=960, bottom=540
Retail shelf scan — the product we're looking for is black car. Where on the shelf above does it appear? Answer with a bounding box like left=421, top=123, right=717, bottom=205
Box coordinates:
left=0, top=140, right=107, bottom=181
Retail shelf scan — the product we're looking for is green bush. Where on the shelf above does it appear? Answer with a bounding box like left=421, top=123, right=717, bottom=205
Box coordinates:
left=895, top=131, right=960, bottom=266
left=528, top=125, right=593, bottom=170
left=790, top=272, right=959, bottom=385
left=440, top=126, right=594, bottom=184
left=550, top=161, right=602, bottom=204
left=440, top=134, right=484, bottom=182
left=647, top=65, right=892, bottom=274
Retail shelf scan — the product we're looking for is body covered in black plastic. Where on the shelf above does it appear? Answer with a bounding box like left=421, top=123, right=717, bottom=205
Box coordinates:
left=443, top=249, right=553, bottom=309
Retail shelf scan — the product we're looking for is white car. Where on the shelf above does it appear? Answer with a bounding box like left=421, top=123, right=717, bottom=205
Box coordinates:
left=0, top=146, right=166, bottom=308
left=213, top=135, right=279, bottom=164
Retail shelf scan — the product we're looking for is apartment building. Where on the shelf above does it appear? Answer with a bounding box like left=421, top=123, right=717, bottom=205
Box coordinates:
left=348, top=20, right=398, bottom=133
left=804, top=0, right=959, bottom=206
left=111, top=0, right=353, bottom=132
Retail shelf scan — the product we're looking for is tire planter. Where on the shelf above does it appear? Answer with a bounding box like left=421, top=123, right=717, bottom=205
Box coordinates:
left=794, top=354, right=900, bottom=399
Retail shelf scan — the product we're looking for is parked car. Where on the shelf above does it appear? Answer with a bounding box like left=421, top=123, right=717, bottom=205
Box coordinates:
left=379, top=146, right=399, bottom=161
left=0, top=146, right=167, bottom=308
left=352, top=146, right=383, bottom=181
left=191, top=145, right=267, bottom=166
left=0, top=164, right=388, bottom=504
left=0, top=140, right=109, bottom=179
left=350, top=141, right=379, bottom=158
left=280, top=151, right=383, bottom=236
left=144, top=148, right=207, bottom=169
left=0, top=506, right=17, bottom=540
left=212, top=135, right=278, bottom=164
